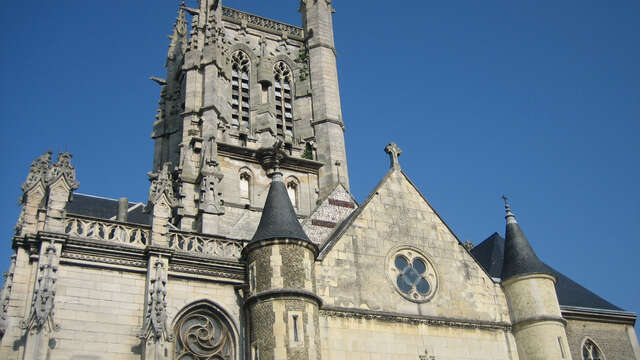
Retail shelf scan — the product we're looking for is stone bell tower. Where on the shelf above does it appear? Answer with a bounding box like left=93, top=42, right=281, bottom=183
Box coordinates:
left=149, top=0, right=351, bottom=238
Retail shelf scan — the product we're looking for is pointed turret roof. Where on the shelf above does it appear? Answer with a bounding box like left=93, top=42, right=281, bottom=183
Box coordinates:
left=251, top=173, right=310, bottom=243
left=501, top=196, right=550, bottom=280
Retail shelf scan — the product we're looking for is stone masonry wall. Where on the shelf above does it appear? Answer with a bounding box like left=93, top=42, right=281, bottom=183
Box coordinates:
left=319, top=315, right=518, bottom=360
left=565, top=319, right=638, bottom=360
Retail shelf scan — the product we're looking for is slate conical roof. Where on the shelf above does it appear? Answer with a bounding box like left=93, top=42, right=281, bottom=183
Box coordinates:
left=251, top=173, right=310, bottom=243
left=501, top=199, right=550, bottom=281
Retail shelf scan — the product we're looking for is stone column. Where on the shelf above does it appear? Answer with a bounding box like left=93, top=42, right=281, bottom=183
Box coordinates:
left=301, top=0, right=350, bottom=194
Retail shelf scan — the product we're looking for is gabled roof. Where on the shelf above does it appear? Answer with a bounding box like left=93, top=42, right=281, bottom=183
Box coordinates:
left=472, top=233, right=623, bottom=311
left=251, top=176, right=310, bottom=243
left=65, top=193, right=151, bottom=225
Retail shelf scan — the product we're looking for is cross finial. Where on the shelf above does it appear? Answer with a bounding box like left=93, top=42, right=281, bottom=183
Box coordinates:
left=384, top=142, right=402, bottom=170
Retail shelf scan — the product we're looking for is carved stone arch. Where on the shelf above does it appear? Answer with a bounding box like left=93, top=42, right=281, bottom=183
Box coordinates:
left=272, top=55, right=298, bottom=90
left=171, top=299, right=240, bottom=360
left=228, top=43, right=258, bottom=78
left=581, top=337, right=606, bottom=360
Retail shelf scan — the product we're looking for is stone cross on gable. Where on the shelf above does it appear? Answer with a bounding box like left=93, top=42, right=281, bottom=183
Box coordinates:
left=385, top=142, right=402, bottom=170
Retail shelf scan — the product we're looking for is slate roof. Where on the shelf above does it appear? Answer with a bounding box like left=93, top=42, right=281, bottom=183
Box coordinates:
left=471, top=233, right=623, bottom=311
left=251, top=177, right=310, bottom=243
left=65, top=193, right=151, bottom=226
left=502, top=218, right=550, bottom=280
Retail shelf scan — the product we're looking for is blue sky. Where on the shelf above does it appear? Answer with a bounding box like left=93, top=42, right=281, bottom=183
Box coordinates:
left=1, top=0, right=638, bottom=333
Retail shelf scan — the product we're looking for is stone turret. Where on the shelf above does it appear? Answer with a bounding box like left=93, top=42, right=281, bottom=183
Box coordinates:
left=500, top=197, right=572, bottom=360
left=301, top=0, right=349, bottom=195
left=242, top=167, right=321, bottom=360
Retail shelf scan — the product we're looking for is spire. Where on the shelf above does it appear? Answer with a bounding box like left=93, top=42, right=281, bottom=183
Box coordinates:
left=251, top=172, right=310, bottom=243
left=501, top=196, right=550, bottom=281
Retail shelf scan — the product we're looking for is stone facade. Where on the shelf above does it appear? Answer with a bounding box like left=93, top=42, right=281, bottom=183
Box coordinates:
left=0, top=1, right=637, bottom=360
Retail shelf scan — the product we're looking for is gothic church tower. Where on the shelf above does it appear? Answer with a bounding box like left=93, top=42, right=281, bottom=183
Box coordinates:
left=150, top=0, right=349, bottom=238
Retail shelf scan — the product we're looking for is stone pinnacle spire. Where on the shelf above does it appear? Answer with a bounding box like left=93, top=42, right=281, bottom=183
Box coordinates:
left=251, top=172, right=310, bottom=243
left=501, top=196, right=549, bottom=280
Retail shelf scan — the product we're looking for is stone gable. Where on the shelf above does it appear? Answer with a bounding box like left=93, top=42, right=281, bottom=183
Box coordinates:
left=316, top=169, right=510, bottom=324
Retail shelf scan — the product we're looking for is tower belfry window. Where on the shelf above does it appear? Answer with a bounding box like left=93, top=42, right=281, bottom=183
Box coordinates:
left=274, top=61, right=294, bottom=140
left=231, top=50, right=250, bottom=130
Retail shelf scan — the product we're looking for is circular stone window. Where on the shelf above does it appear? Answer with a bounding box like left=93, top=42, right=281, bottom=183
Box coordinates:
left=387, top=247, right=438, bottom=303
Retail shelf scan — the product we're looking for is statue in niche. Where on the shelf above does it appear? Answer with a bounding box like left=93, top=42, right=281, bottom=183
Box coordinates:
left=199, top=135, right=224, bottom=214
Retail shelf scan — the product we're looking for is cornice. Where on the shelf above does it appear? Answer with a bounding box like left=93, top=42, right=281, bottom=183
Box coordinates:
left=320, top=306, right=512, bottom=331
left=561, top=306, right=637, bottom=326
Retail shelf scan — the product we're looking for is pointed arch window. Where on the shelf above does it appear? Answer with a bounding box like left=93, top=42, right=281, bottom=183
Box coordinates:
left=274, top=61, right=294, bottom=140
left=174, top=304, right=235, bottom=360
left=286, top=178, right=299, bottom=210
left=240, top=171, right=251, bottom=201
left=582, top=339, right=604, bottom=360
left=232, top=50, right=251, bottom=130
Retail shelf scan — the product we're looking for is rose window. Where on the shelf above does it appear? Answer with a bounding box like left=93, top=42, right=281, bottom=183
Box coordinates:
left=388, top=248, right=437, bottom=303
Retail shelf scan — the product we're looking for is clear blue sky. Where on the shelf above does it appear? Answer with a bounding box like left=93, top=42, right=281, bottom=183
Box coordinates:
left=1, top=1, right=638, bottom=332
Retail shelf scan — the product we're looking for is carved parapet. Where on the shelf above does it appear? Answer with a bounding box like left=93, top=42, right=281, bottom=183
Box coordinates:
left=64, top=216, right=149, bottom=248
left=168, top=230, right=245, bottom=259
left=221, top=7, right=304, bottom=40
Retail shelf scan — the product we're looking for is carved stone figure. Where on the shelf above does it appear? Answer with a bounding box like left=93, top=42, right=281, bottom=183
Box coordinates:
left=20, top=151, right=52, bottom=203
left=21, top=245, right=59, bottom=333
left=47, top=152, right=80, bottom=189
left=143, top=261, right=171, bottom=341
left=147, top=163, right=177, bottom=208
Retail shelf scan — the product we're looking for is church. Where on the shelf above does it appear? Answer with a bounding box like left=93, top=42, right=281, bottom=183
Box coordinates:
left=0, top=1, right=638, bottom=359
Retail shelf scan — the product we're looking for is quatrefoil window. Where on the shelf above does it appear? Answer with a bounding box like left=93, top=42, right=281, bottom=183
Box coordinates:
left=388, top=248, right=437, bottom=303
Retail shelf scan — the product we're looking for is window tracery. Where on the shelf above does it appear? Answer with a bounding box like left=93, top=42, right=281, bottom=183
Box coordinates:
left=174, top=305, right=234, bottom=360
left=274, top=61, right=294, bottom=140
left=231, top=50, right=251, bottom=130
left=387, top=247, right=438, bottom=303
left=582, top=339, right=604, bottom=360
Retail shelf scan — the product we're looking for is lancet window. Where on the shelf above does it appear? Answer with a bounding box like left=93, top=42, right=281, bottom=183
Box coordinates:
left=274, top=61, right=294, bottom=140
left=231, top=50, right=251, bottom=130
left=286, top=178, right=298, bottom=209
left=174, top=304, right=235, bottom=360
left=582, top=339, right=603, bottom=360
left=240, top=171, right=251, bottom=201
